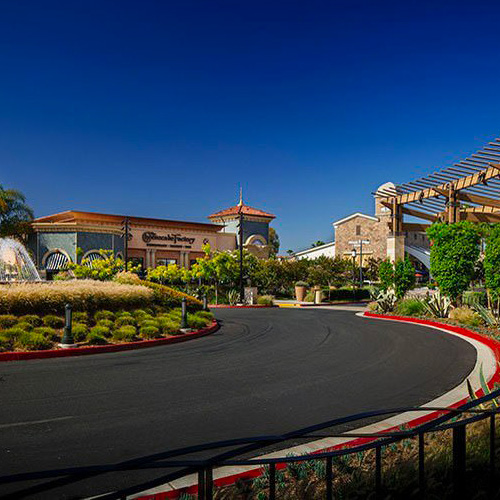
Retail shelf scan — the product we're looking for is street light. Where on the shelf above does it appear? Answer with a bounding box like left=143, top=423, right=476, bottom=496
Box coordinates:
left=351, top=248, right=357, bottom=288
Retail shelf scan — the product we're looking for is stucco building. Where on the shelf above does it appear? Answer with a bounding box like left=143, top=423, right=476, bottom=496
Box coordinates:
left=27, top=198, right=275, bottom=277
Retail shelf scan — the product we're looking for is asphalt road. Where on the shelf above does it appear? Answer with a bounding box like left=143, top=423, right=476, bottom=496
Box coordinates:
left=0, top=308, right=476, bottom=499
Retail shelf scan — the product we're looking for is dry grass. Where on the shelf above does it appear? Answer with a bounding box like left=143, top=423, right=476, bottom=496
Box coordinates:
left=0, top=280, right=154, bottom=315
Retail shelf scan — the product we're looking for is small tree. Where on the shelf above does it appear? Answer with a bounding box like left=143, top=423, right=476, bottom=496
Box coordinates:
left=379, top=259, right=394, bottom=291
left=484, top=224, right=500, bottom=311
left=394, top=258, right=415, bottom=299
left=427, top=222, right=480, bottom=303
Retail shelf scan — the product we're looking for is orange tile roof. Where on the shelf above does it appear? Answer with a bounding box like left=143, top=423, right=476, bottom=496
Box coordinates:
left=209, top=203, right=275, bottom=219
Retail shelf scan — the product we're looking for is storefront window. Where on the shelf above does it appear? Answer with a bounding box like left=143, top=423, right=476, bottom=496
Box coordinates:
left=157, top=258, right=177, bottom=266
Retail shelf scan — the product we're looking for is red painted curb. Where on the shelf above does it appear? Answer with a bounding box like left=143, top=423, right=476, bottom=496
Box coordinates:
left=0, top=321, right=219, bottom=362
left=208, top=304, right=275, bottom=309
left=137, top=313, right=500, bottom=499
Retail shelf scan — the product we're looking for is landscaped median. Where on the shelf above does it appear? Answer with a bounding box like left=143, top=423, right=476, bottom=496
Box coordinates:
left=134, top=312, right=500, bottom=500
left=0, top=278, right=217, bottom=361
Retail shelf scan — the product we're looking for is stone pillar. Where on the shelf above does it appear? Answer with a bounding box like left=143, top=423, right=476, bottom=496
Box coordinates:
left=387, top=234, right=405, bottom=262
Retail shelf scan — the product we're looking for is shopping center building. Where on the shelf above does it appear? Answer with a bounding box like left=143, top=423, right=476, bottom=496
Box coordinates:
left=27, top=199, right=275, bottom=277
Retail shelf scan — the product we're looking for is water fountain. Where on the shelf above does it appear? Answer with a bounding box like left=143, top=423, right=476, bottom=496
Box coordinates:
left=0, top=238, right=41, bottom=282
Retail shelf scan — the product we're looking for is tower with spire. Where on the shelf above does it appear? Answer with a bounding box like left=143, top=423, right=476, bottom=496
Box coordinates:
left=208, top=191, right=275, bottom=258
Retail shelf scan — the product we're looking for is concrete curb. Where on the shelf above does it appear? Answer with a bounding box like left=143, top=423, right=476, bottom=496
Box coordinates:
left=131, top=312, right=500, bottom=499
left=0, top=320, right=219, bottom=362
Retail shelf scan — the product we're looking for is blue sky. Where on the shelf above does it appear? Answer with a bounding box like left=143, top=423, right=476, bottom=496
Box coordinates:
left=1, top=1, right=500, bottom=252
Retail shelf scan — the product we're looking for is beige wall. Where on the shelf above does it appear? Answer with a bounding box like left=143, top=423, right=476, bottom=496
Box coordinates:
left=334, top=216, right=390, bottom=262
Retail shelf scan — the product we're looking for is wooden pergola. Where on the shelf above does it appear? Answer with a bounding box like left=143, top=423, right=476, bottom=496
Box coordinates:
left=376, top=137, right=500, bottom=233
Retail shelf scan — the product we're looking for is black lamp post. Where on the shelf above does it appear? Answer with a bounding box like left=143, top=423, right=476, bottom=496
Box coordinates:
left=351, top=248, right=357, bottom=289
left=60, top=303, right=76, bottom=348
left=238, top=211, right=244, bottom=304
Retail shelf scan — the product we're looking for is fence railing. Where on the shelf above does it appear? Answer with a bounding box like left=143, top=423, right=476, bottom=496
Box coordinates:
left=2, top=388, right=500, bottom=499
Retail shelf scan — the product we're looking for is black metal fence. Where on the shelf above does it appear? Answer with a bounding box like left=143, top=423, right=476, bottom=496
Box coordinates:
left=1, top=389, right=500, bottom=499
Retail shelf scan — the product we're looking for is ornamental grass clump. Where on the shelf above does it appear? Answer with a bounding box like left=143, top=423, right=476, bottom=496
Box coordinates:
left=33, top=326, right=60, bottom=342
left=113, top=325, right=137, bottom=342
left=96, top=319, right=114, bottom=329
left=139, top=325, right=161, bottom=339
left=86, top=331, right=107, bottom=345
left=0, top=315, right=17, bottom=329
left=157, top=317, right=179, bottom=334
left=42, top=315, right=65, bottom=329
left=94, top=310, right=115, bottom=322
left=449, top=306, right=483, bottom=327
left=15, top=321, right=33, bottom=331
left=90, top=325, right=111, bottom=338
left=71, top=323, right=88, bottom=342
left=19, top=315, right=42, bottom=327
left=394, top=298, right=426, bottom=317
left=114, top=315, right=136, bottom=327
left=0, top=280, right=154, bottom=315
left=16, top=331, right=51, bottom=351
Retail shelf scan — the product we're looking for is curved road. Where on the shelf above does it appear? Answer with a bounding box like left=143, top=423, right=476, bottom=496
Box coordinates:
left=0, top=308, right=476, bottom=498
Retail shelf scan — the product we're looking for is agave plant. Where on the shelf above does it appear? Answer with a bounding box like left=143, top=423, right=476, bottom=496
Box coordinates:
left=421, top=290, right=451, bottom=318
left=466, top=362, right=499, bottom=409
left=376, top=289, right=397, bottom=313
left=227, top=289, right=239, bottom=306
left=471, top=302, right=500, bottom=328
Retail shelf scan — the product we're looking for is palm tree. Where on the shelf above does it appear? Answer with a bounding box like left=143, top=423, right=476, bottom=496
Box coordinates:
left=311, top=240, right=325, bottom=248
left=0, top=185, right=34, bottom=239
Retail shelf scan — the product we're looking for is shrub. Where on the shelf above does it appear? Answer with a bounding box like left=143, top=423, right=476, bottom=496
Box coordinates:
left=132, top=309, right=149, bottom=320
left=367, top=301, right=378, bottom=312
left=96, top=319, right=114, bottom=329
left=72, top=311, right=89, bottom=324
left=0, top=280, right=154, bottom=315
left=43, top=315, right=65, bottom=329
left=379, top=259, right=394, bottom=291
left=19, top=315, right=42, bottom=327
left=71, top=323, right=89, bottom=342
left=256, top=295, right=274, bottom=306
left=114, top=315, right=136, bottom=327
left=295, top=281, right=309, bottom=287
left=195, top=311, right=214, bottom=321
left=304, top=290, right=315, bottom=302
left=113, top=325, right=137, bottom=342
left=449, top=306, right=483, bottom=327
left=16, top=321, right=33, bottom=332
left=0, top=333, right=13, bottom=351
left=463, top=291, right=487, bottom=307
left=94, top=310, right=115, bottom=322
left=33, top=326, right=60, bottom=342
left=2, top=327, right=25, bottom=342
left=16, top=331, right=52, bottom=351
left=157, top=317, right=179, bottom=334
left=422, top=290, right=452, bottom=318
left=427, top=222, right=481, bottom=302
left=140, top=319, right=160, bottom=329
left=90, top=325, right=111, bottom=338
left=86, top=331, right=107, bottom=345
left=139, top=325, right=161, bottom=339
left=0, top=315, right=18, bottom=329
left=394, top=258, right=416, bottom=299
left=188, top=316, right=209, bottom=329
left=375, top=289, right=397, bottom=313
left=395, top=299, right=426, bottom=317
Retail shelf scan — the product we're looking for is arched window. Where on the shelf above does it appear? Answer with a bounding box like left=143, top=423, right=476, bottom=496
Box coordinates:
left=82, top=251, right=105, bottom=268
left=44, top=251, right=70, bottom=271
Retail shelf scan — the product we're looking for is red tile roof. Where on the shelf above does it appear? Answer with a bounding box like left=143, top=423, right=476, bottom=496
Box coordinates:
left=209, top=203, right=275, bottom=219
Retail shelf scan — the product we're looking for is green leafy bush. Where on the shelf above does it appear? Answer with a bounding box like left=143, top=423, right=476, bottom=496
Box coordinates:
left=72, top=311, right=89, bottom=324
left=139, top=325, right=161, bottom=339
left=16, top=331, right=52, bottom=350
left=394, top=258, right=416, bottom=299
left=195, top=311, right=214, bottom=321
left=462, top=291, right=487, bottom=307
left=96, top=319, right=114, bottom=329
left=94, top=310, right=115, bottom=322
left=2, top=327, right=25, bottom=342
left=19, top=315, right=42, bottom=327
left=71, top=323, right=89, bottom=342
left=449, top=306, right=482, bottom=327
left=33, top=326, right=59, bottom=342
left=379, top=260, right=394, bottom=291
left=256, top=295, right=274, bottom=306
left=395, top=299, right=426, bottom=317
left=15, top=321, right=33, bottom=332
left=90, top=325, right=111, bottom=338
left=157, top=317, right=179, bottom=334
left=0, top=315, right=17, bottom=329
left=114, top=315, right=136, bottom=327
left=43, top=315, right=65, bottom=329
left=427, top=222, right=480, bottom=302
left=0, top=333, right=13, bottom=351
left=188, top=316, right=209, bottom=329
left=86, top=331, right=107, bottom=345
left=113, top=325, right=137, bottom=342
left=140, top=319, right=160, bottom=329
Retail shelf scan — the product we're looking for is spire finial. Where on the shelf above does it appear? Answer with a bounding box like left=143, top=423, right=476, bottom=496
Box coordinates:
left=238, top=186, right=243, bottom=206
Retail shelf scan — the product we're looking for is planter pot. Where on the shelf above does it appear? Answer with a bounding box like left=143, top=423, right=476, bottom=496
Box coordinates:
left=295, top=286, right=307, bottom=302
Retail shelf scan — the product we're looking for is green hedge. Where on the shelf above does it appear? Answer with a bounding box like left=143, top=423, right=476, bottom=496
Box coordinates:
left=322, top=288, right=371, bottom=301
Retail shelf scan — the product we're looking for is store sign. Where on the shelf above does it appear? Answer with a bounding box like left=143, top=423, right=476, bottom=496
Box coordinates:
left=142, top=231, right=196, bottom=245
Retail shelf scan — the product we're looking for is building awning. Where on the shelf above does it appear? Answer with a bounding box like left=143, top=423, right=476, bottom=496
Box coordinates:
left=45, top=252, right=69, bottom=271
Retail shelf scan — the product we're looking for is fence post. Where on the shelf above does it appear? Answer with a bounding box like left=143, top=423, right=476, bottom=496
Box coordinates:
left=490, top=413, right=496, bottom=493
left=326, top=456, right=333, bottom=500
left=206, top=467, right=213, bottom=500
left=418, top=432, right=425, bottom=496
left=269, top=463, right=276, bottom=500
left=452, top=424, right=466, bottom=498
left=375, top=445, right=382, bottom=499
left=198, top=468, right=205, bottom=500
